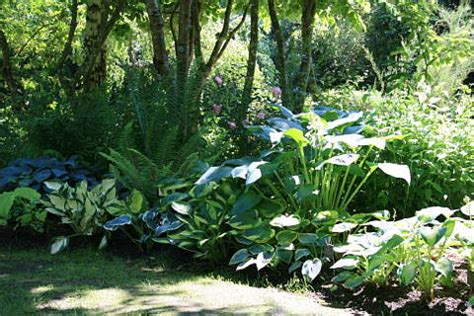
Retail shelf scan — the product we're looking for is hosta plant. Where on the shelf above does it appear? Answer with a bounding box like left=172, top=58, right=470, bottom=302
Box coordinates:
left=0, top=156, right=99, bottom=194
left=152, top=181, right=243, bottom=264
left=196, top=104, right=411, bottom=279
left=331, top=204, right=474, bottom=299
left=43, top=179, right=126, bottom=254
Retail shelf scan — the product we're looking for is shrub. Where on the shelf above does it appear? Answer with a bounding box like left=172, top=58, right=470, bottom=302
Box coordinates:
left=0, top=156, right=100, bottom=194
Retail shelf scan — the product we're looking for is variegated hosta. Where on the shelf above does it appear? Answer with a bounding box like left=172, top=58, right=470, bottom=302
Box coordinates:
left=196, top=104, right=411, bottom=280
left=331, top=203, right=474, bottom=297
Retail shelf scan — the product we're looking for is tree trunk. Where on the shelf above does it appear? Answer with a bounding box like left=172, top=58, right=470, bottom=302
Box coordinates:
left=241, top=0, right=259, bottom=120
left=176, top=0, right=193, bottom=86
left=145, top=0, right=169, bottom=77
left=267, top=0, right=291, bottom=108
left=58, top=0, right=79, bottom=97
left=0, top=29, right=20, bottom=95
left=293, top=0, right=317, bottom=112
left=83, top=0, right=108, bottom=90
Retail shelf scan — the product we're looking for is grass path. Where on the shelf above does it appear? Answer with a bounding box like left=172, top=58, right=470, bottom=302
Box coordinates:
left=0, top=245, right=353, bottom=315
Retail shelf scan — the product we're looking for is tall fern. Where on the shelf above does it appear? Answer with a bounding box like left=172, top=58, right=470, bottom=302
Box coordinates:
left=102, top=68, right=205, bottom=202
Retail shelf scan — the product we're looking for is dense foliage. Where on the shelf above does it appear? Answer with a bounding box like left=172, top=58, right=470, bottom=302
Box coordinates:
left=1, top=0, right=473, bottom=312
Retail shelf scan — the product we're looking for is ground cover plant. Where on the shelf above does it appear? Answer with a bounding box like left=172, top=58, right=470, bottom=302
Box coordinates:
left=0, top=0, right=473, bottom=314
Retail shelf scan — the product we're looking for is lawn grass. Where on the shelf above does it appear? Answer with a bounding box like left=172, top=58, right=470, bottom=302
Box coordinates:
left=0, top=243, right=351, bottom=315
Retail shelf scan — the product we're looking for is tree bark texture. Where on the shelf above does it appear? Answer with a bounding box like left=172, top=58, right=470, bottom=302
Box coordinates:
left=145, top=0, right=170, bottom=76
left=268, top=0, right=291, bottom=108
left=0, top=29, right=20, bottom=95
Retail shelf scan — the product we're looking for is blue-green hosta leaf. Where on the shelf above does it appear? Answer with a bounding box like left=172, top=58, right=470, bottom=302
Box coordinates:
left=378, top=163, right=411, bottom=185
left=274, top=104, right=295, bottom=119
left=155, top=221, right=183, bottom=236
left=246, top=161, right=268, bottom=185
left=331, top=222, right=358, bottom=233
left=434, top=258, right=453, bottom=278
left=330, top=258, right=359, bottom=269
left=399, top=262, right=418, bottom=285
left=461, top=201, right=474, bottom=217
left=268, top=118, right=304, bottom=131
left=50, top=236, right=69, bottom=255
left=298, top=233, right=319, bottom=245
left=103, top=215, right=132, bottom=231
left=284, top=128, right=309, bottom=147
left=232, top=191, right=262, bottom=214
left=270, top=214, right=300, bottom=228
left=229, top=249, right=250, bottom=265
left=236, top=257, right=257, bottom=271
left=195, top=166, right=233, bottom=185
left=276, top=230, right=298, bottom=244
left=327, top=112, right=363, bottom=130
left=295, top=248, right=311, bottom=261
left=160, top=192, right=189, bottom=206
left=171, top=201, right=192, bottom=215
left=302, top=258, right=322, bottom=282
left=247, top=126, right=283, bottom=145
left=231, top=165, right=249, bottom=179
left=289, top=261, right=302, bottom=273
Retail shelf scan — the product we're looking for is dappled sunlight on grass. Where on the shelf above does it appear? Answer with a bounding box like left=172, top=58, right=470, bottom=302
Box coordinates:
left=0, top=246, right=350, bottom=315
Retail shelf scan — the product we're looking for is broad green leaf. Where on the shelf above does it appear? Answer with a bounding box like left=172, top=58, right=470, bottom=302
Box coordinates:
left=0, top=193, right=15, bottom=225
left=289, top=261, right=302, bottom=273
left=434, top=258, right=453, bottom=278
left=236, top=258, right=256, bottom=271
left=295, top=248, right=311, bottom=261
left=195, top=166, right=233, bottom=185
left=284, top=128, right=309, bottom=147
left=232, top=191, right=261, bottom=214
left=129, top=190, right=145, bottom=213
left=229, top=249, right=250, bottom=265
left=242, top=226, right=275, bottom=243
left=99, top=235, right=108, bottom=250
left=228, top=210, right=260, bottom=230
left=400, top=262, right=418, bottom=285
left=13, top=187, right=41, bottom=201
left=44, top=181, right=62, bottom=192
left=343, top=275, right=365, bottom=289
left=171, top=201, right=192, bottom=215
left=274, top=249, right=293, bottom=264
left=419, top=226, right=447, bottom=247
left=298, top=233, right=319, bottom=245
left=378, top=163, right=411, bottom=185
left=332, top=271, right=355, bottom=283
left=276, top=230, right=298, bottom=244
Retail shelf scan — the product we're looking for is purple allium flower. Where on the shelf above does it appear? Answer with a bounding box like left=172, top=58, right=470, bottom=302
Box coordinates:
left=272, top=86, right=282, bottom=98
left=227, top=121, right=237, bottom=130
left=257, top=112, right=266, bottom=120
left=212, top=104, right=222, bottom=115
left=214, top=75, right=223, bottom=87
